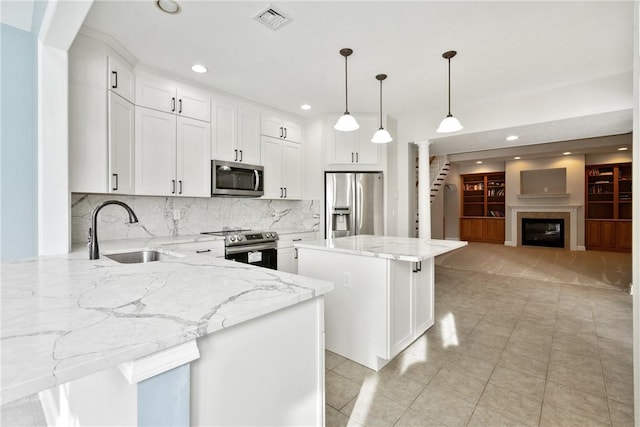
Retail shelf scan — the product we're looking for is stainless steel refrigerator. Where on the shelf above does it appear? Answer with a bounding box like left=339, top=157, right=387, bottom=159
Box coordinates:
left=325, top=172, right=384, bottom=238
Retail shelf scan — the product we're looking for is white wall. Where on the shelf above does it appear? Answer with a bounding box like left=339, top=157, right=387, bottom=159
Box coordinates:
left=632, top=1, right=639, bottom=421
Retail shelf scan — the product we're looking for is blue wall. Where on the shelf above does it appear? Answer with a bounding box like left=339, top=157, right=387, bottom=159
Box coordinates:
left=1, top=23, right=38, bottom=259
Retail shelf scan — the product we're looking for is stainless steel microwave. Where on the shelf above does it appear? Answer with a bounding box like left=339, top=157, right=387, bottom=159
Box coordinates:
left=211, top=160, right=264, bottom=197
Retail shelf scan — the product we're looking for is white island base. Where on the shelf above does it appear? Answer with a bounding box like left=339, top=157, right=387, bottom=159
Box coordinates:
left=297, top=236, right=466, bottom=371
left=38, top=297, right=325, bottom=426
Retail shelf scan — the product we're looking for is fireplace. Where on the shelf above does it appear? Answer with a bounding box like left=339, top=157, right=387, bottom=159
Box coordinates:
left=522, top=218, right=565, bottom=248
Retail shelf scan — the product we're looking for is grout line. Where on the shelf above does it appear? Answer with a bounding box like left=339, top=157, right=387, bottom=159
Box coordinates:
left=537, top=281, right=561, bottom=427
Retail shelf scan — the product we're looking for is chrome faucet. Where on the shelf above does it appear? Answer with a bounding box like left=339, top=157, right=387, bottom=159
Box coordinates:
left=89, top=200, right=139, bottom=260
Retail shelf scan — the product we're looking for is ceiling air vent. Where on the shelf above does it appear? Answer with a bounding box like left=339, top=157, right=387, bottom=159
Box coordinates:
left=255, top=6, right=292, bottom=31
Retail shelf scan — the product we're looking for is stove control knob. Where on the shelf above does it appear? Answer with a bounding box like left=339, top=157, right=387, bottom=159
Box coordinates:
left=237, top=235, right=244, bottom=241
left=265, top=232, right=272, bottom=238
left=229, top=236, right=236, bottom=242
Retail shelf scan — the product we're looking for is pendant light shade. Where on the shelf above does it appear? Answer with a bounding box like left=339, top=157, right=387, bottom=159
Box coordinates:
left=371, top=74, right=392, bottom=144
left=334, top=48, right=359, bottom=131
left=436, top=50, right=463, bottom=133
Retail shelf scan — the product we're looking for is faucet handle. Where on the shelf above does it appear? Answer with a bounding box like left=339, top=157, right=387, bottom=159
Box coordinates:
left=88, top=228, right=92, bottom=244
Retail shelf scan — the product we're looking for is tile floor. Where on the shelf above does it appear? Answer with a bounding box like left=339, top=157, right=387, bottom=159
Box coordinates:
left=326, top=245, right=634, bottom=427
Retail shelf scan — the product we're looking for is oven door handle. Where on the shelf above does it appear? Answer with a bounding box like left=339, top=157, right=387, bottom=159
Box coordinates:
left=225, top=243, right=276, bottom=255
left=253, top=169, right=260, bottom=191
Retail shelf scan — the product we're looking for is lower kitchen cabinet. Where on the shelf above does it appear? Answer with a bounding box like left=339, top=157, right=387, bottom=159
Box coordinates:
left=586, top=220, right=631, bottom=252
left=277, top=231, right=317, bottom=274
left=261, top=136, right=302, bottom=199
left=459, top=217, right=504, bottom=243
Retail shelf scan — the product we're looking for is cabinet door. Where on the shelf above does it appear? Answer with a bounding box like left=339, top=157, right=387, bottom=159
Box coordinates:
left=600, top=221, right=616, bottom=248
left=282, top=119, right=302, bottom=143
left=261, top=136, right=284, bottom=198
left=389, top=262, right=414, bottom=358
left=177, top=86, right=211, bottom=122
left=136, top=76, right=175, bottom=114
left=277, top=247, right=295, bottom=274
left=237, top=108, right=261, bottom=165
left=616, top=221, right=632, bottom=250
left=108, top=92, right=135, bottom=194
left=283, top=141, right=302, bottom=199
left=484, top=218, right=505, bottom=243
left=108, top=55, right=134, bottom=103
left=586, top=220, right=602, bottom=248
left=261, top=115, right=283, bottom=139
left=413, top=261, right=434, bottom=335
left=176, top=117, right=211, bottom=197
left=331, top=128, right=356, bottom=164
left=460, top=218, right=483, bottom=241
left=135, top=107, right=177, bottom=196
left=211, top=100, right=237, bottom=162
left=355, top=116, right=380, bottom=165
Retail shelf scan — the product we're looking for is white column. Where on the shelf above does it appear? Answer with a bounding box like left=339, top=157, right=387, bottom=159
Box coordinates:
left=415, top=141, right=431, bottom=239
left=37, top=0, right=92, bottom=255
left=632, top=0, right=639, bottom=421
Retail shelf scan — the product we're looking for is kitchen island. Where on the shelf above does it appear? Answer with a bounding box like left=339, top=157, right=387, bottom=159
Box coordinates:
left=296, top=235, right=466, bottom=371
left=1, top=236, right=333, bottom=426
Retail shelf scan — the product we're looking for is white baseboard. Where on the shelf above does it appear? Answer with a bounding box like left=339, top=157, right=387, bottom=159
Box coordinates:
left=504, top=241, right=516, bottom=247
left=576, top=245, right=586, bottom=251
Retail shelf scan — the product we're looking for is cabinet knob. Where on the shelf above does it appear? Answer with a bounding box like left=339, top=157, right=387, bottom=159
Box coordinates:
left=179, top=180, right=183, bottom=194
left=284, top=187, right=287, bottom=198
left=178, top=99, right=183, bottom=114
left=171, top=97, right=176, bottom=112
left=111, top=71, right=118, bottom=89
left=171, top=179, right=176, bottom=194
left=283, top=127, right=287, bottom=139
left=112, top=173, right=118, bottom=191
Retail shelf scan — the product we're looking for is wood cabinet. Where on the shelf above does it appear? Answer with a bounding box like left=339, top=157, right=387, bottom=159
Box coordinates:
left=135, top=106, right=211, bottom=197
left=261, top=136, right=302, bottom=199
left=585, top=163, right=631, bottom=252
left=211, top=99, right=261, bottom=165
left=261, top=114, right=302, bottom=143
left=136, top=75, right=210, bottom=122
left=459, top=172, right=505, bottom=243
left=329, top=115, right=381, bottom=166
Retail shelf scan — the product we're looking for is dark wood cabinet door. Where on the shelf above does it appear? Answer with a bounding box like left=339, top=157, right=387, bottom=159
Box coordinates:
left=616, top=221, right=632, bottom=250
left=484, top=218, right=505, bottom=243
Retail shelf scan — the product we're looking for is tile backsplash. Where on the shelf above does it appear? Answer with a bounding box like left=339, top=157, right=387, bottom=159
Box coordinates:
left=71, top=194, right=320, bottom=243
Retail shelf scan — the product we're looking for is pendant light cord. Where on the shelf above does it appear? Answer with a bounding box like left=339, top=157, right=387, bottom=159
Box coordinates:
left=447, top=57, right=452, bottom=116
left=379, top=79, right=383, bottom=130
left=344, top=55, right=349, bottom=114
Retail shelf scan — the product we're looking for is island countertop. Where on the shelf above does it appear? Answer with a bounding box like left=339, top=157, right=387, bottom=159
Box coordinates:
left=1, top=239, right=334, bottom=405
left=295, top=235, right=467, bottom=262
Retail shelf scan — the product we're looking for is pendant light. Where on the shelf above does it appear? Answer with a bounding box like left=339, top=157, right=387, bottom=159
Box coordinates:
left=436, top=50, right=463, bottom=133
left=334, top=48, right=359, bottom=131
left=371, top=74, right=392, bottom=143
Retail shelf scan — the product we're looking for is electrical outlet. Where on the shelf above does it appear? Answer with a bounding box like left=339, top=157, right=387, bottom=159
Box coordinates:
left=342, top=272, right=352, bottom=289
left=173, top=209, right=181, bottom=220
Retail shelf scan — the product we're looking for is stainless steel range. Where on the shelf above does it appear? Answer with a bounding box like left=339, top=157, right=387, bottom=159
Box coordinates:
left=201, top=228, right=279, bottom=270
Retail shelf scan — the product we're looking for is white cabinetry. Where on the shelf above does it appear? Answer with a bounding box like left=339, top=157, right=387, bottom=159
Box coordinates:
left=277, top=231, right=317, bottom=274
left=330, top=115, right=381, bottom=166
left=108, top=92, right=135, bottom=194
left=108, top=55, right=134, bottom=103
left=261, top=136, right=302, bottom=199
left=212, top=99, right=260, bottom=165
left=298, top=250, right=434, bottom=371
left=135, top=106, right=211, bottom=197
left=69, top=33, right=136, bottom=194
left=261, top=114, right=302, bottom=143
left=136, top=75, right=210, bottom=122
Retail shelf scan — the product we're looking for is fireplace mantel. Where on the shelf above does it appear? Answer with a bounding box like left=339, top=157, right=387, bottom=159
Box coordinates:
left=507, top=204, right=583, bottom=250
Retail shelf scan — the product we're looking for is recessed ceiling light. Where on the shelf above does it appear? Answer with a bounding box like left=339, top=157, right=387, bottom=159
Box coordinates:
left=476, top=161, right=483, bottom=164
left=300, top=104, right=311, bottom=110
left=506, top=135, right=519, bottom=142
left=618, top=147, right=628, bottom=151
left=514, top=156, right=521, bottom=160
left=190, top=64, right=207, bottom=73
left=156, top=0, right=180, bottom=14
left=563, top=152, right=571, bottom=155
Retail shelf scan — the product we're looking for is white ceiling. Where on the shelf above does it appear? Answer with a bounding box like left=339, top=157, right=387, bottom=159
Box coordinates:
left=81, top=1, right=634, bottom=156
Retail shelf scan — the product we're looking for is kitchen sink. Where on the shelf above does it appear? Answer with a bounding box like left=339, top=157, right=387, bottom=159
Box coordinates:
left=105, top=250, right=177, bottom=264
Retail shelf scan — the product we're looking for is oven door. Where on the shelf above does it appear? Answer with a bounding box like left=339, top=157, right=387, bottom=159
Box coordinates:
left=225, top=243, right=278, bottom=270
left=212, top=160, right=264, bottom=197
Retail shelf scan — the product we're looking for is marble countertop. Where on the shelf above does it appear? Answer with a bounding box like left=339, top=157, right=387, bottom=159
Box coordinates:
left=295, top=235, right=468, bottom=262
left=1, top=238, right=334, bottom=405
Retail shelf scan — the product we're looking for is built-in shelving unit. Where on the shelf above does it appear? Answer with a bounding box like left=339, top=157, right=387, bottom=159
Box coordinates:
left=585, top=163, right=631, bottom=252
left=460, top=172, right=505, bottom=243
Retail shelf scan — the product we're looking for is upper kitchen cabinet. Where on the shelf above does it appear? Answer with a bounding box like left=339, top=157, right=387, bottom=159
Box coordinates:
left=261, top=114, right=303, bottom=143
left=135, top=106, right=211, bottom=197
left=108, top=55, right=134, bottom=103
left=69, top=33, right=136, bottom=195
left=211, top=99, right=261, bottom=165
left=136, top=74, right=211, bottom=122
left=261, top=136, right=302, bottom=199
left=329, top=115, right=382, bottom=166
